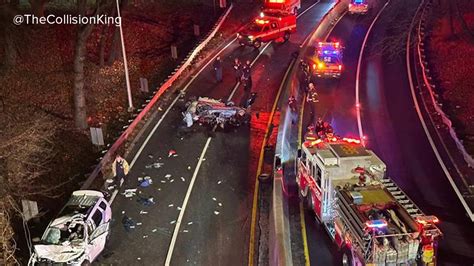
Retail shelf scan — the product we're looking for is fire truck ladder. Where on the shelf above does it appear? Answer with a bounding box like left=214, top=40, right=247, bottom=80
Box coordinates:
left=380, top=178, right=423, bottom=218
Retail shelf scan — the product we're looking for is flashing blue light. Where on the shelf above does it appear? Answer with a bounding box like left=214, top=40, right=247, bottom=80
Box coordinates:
left=366, top=219, right=387, bottom=229
left=354, top=0, right=364, bottom=4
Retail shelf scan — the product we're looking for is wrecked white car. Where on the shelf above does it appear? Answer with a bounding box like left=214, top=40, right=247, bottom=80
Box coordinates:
left=29, top=190, right=112, bottom=265
left=183, top=97, right=250, bottom=128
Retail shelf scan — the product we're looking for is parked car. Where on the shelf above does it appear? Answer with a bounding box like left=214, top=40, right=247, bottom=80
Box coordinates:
left=29, top=190, right=112, bottom=265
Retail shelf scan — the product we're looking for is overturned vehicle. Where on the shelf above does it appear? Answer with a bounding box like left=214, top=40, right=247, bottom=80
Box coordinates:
left=29, top=190, right=112, bottom=265
left=183, top=97, right=251, bottom=129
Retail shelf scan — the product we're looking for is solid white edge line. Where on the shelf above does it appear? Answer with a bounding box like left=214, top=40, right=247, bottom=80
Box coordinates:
left=164, top=137, right=212, bottom=266
left=405, top=1, right=474, bottom=221
left=297, top=0, right=321, bottom=18
left=355, top=0, right=390, bottom=145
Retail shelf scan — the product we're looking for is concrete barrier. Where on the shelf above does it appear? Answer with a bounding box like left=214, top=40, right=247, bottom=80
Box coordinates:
left=81, top=4, right=233, bottom=190
left=269, top=1, right=349, bottom=265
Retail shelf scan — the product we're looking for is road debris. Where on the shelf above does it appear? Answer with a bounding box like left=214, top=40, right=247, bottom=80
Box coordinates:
left=170, top=179, right=175, bottom=183
left=137, top=257, right=141, bottom=261
left=122, top=215, right=135, bottom=232
left=143, top=235, right=148, bottom=238
left=170, top=220, right=176, bottom=224
left=217, top=180, right=222, bottom=185
left=165, top=174, right=172, bottom=179
left=168, top=204, right=174, bottom=207
left=122, top=188, right=137, bottom=198
left=152, top=229, right=158, bottom=233
left=148, top=154, right=154, bottom=159
left=138, top=176, right=153, bottom=187
left=161, top=180, right=167, bottom=183
left=137, top=196, right=155, bottom=206
left=139, top=211, right=148, bottom=215
left=214, top=211, right=220, bottom=215
left=153, top=162, right=164, bottom=168
left=177, top=206, right=182, bottom=210
left=168, top=149, right=177, bottom=157
left=218, top=203, right=223, bottom=207
left=181, top=177, right=186, bottom=182
left=187, top=221, right=193, bottom=225
left=187, top=166, right=191, bottom=170
left=202, top=158, right=206, bottom=161
left=212, top=197, right=217, bottom=201
left=183, top=230, right=189, bottom=233
left=136, top=222, right=142, bottom=226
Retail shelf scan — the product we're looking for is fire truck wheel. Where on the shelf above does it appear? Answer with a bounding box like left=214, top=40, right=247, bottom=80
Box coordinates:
left=340, top=247, right=353, bottom=266
left=283, top=32, right=290, bottom=42
left=253, top=40, right=262, bottom=49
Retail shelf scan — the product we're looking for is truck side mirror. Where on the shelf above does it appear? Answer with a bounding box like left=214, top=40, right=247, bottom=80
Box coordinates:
left=297, top=149, right=302, bottom=158
left=274, top=155, right=281, bottom=170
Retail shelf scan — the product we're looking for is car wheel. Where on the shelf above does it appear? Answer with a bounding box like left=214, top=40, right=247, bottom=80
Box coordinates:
left=253, top=40, right=262, bottom=49
left=283, top=32, right=290, bottom=42
left=341, top=247, right=353, bottom=266
left=81, top=259, right=91, bottom=266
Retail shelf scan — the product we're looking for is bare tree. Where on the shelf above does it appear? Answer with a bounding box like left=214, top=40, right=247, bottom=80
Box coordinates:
left=73, top=0, right=105, bottom=129
left=0, top=3, right=19, bottom=68
left=108, top=0, right=128, bottom=65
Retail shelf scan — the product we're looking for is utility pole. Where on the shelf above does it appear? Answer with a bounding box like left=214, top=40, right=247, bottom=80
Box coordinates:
left=115, top=0, right=134, bottom=112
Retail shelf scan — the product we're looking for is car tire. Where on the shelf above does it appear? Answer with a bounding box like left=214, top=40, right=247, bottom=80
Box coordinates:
left=293, top=7, right=298, bottom=15
left=340, top=247, right=353, bottom=266
left=283, top=32, right=290, bottom=42
left=253, top=40, right=262, bottom=49
left=81, top=259, right=92, bottom=266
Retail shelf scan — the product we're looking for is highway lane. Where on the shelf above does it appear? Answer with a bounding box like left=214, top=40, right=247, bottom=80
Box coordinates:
left=290, top=1, right=388, bottom=265
left=96, top=0, right=335, bottom=265
left=358, top=1, right=474, bottom=264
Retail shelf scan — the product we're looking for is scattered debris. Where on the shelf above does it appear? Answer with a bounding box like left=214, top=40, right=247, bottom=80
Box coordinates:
left=137, top=257, right=141, bottom=261
left=165, top=174, right=172, bottom=179
left=170, top=220, right=176, bottom=224
left=138, top=176, right=153, bottom=187
left=143, top=235, right=148, bottom=238
left=122, top=215, right=135, bottom=232
left=121, top=211, right=125, bottom=214
left=214, top=211, right=220, bottom=215
left=157, top=188, right=162, bottom=191
left=187, top=166, right=191, bottom=170
left=153, top=162, right=164, bottom=168
left=170, top=179, right=174, bottom=183
left=122, top=189, right=137, bottom=198
left=152, top=229, right=158, bottom=233
left=183, top=230, right=189, bottom=233
left=173, top=154, right=178, bottom=157
left=181, top=177, right=186, bottom=182
left=217, top=181, right=222, bottom=185
left=136, top=222, right=142, bottom=226
left=212, top=197, right=217, bottom=201
left=139, top=211, right=148, bottom=215
left=168, top=204, right=174, bottom=207
left=177, top=207, right=182, bottom=210
left=187, top=221, right=193, bottom=225
left=218, top=203, right=223, bottom=207
left=137, top=196, right=155, bottom=206
left=168, top=149, right=177, bottom=157
left=161, top=180, right=167, bottom=183
left=158, top=106, right=163, bottom=111
left=202, top=158, right=206, bottom=161
left=148, top=154, right=154, bottom=159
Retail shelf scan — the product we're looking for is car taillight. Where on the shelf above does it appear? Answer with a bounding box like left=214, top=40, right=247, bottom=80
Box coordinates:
left=349, top=3, right=352, bottom=7
left=313, top=64, right=316, bottom=70
left=338, top=65, right=342, bottom=70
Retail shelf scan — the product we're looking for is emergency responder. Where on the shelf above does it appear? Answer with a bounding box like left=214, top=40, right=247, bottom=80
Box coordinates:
left=322, top=121, right=333, bottom=135
left=233, top=58, right=242, bottom=83
left=307, top=83, right=319, bottom=103
left=213, top=56, right=223, bottom=83
left=288, top=95, right=296, bottom=112
left=242, top=60, right=252, bottom=91
left=315, top=117, right=324, bottom=134
left=112, top=155, right=130, bottom=187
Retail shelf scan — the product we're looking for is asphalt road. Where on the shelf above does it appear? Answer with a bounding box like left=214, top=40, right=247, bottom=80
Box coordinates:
left=294, top=0, right=474, bottom=265
left=96, top=1, right=336, bottom=265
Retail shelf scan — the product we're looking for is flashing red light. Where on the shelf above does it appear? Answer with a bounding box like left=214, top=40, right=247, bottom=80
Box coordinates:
left=343, top=137, right=361, bottom=144
left=335, top=42, right=340, bottom=48
left=366, top=219, right=387, bottom=229
left=310, top=139, right=323, bottom=146
left=318, top=42, right=323, bottom=47
left=338, top=64, right=342, bottom=70
left=312, top=64, right=316, bottom=70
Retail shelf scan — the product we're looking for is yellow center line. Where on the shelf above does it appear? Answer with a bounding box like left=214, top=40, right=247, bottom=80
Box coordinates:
left=248, top=59, right=295, bottom=266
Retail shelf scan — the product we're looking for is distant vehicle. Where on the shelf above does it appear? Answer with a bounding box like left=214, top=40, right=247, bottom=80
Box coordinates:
left=348, top=0, right=369, bottom=14
left=29, top=190, right=112, bottom=265
left=312, top=42, right=343, bottom=78
left=238, top=11, right=296, bottom=49
left=263, top=0, right=301, bottom=14
left=296, top=129, right=442, bottom=265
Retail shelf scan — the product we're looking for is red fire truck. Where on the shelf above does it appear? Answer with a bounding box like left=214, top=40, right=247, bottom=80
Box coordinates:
left=263, top=0, right=301, bottom=14
left=296, top=131, right=442, bottom=265
left=312, top=42, right=343, bottom=78
left=348, top=0, right=369, bottom=15
left=238, top=11, right=296, bottom=49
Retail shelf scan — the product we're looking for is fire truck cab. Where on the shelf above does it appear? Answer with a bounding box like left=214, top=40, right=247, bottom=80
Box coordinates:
left=313, top=42, right=343, bottom=78
left=349, top=0, right=369, bottom=15
left=263, top=0, right=301, bottom=15
left=238, top=11, right=296, bottom=49
left=296, top=136, right=442, bottom=265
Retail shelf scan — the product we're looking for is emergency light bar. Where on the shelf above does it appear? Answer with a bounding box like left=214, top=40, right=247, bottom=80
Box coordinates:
left=365, top=219, right=388, bottom=229
left=342, top=138, right=361, bottom=144
left=268, top=0, right=285, bottom=3
left=255, top=19, right=270, bottom=24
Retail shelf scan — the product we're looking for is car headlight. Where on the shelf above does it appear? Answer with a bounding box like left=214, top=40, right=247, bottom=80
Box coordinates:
left=237, top=33, right=240, bottom=38
left=248, top=35, right=254, bottom=40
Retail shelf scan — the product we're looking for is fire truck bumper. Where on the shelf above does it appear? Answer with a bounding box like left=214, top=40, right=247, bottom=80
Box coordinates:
left=314, top=70, right=341, bottom=78
left=348, top=5, right=368, bottom=14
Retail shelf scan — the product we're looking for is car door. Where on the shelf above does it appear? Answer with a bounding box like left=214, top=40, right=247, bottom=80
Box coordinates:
left=86, top=206, right=108, bottom=261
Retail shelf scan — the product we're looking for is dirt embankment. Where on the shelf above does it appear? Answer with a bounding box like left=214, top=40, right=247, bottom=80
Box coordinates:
left=427, top=1, right=474, bottom=155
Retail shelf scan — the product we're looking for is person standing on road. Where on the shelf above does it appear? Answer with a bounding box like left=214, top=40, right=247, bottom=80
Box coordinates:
left=213, top=56, right=223, bottom=83
left=242, top=60, right=252, bottom=92
left=112, top=155, right=129, bottom=187
left=233, top=58, right=242, bottom=83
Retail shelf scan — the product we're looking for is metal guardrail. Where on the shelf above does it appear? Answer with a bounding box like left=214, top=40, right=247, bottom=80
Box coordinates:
left=81, top=4, right=234, bottom=190
left=269, top=1, right=350, bottom=265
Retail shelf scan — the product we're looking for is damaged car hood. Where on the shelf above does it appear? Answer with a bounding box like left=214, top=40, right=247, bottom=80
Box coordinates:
left=33, top=243, right=85, bottom=263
